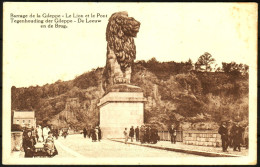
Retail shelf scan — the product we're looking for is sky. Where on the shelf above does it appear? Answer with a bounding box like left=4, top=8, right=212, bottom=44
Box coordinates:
left=4, top=3, right=257, bottom=87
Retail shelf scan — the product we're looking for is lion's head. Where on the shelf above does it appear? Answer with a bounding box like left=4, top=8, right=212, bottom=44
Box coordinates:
left=106, top=11, right=140, bottom=71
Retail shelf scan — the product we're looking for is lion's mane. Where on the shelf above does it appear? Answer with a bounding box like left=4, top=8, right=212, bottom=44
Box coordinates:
left=106, top=11, right=140, bottom=72
left=102, top=12, right=140, bottom=92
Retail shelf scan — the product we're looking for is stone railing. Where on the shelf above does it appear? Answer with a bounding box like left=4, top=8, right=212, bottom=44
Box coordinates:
left=158, top=130, right=183, bottom=142
left=11, top=131, right=23, bottom=151
left=183, top=130, right=222, bottom=147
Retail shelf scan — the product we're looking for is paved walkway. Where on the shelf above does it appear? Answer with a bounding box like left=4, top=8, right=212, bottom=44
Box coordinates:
left=10, top=135, right=200, bottom=158
left=57, top=134, right=199, bottom=157
left=109, top=138, right=248, bottom=157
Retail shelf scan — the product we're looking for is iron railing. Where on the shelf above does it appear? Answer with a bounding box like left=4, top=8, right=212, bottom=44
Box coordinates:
left=158, top=130, right=183, bottom=142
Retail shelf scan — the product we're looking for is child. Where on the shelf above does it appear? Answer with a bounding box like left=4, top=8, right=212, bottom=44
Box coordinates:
left=44, top=131, right=55, bottom=156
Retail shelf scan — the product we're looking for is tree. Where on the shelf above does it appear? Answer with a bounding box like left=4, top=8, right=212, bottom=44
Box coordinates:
left=222, top=62, right=248, bottom=77
left=195, top=52, right=215, bottom=72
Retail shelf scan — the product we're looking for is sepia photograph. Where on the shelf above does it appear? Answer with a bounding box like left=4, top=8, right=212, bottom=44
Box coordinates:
left=2, top=2, right=257, bottom=165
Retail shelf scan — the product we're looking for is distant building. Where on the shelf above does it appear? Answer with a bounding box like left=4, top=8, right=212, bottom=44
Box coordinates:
left=13, top=111, right=36, bottom=128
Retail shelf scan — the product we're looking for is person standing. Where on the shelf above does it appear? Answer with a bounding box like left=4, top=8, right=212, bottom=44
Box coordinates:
left=233, top=122, right=244, bottom=152
left=169, top=124, right=177, bottom=144
left=150, top=126, right=159, bottom=144
left=83, top=127, right=87, bottom=138
left=144, top=126, right=150, bottom=143
left=123, top=128, right=128, bottom=144
left=42, top=126, right=50, bottom=142
left=62, top=128, right=68, bottom=139
left=244, top=125, right=249, bottom=149
left=229, top=122, right=236, bottom=148
left=129, top=126, right=134, bottom=142
left=36, top=125, right=43, bottom=142
left=148, top=126, right=152, bottom=143
left=54, top=128, right=59, bottom=140
left=218, top=122, right=229, bottom=152
left=35, top=126, right=39, bottom=142
left=95, top=127, right=99, bottom=141
left=91, top=127, right=97, bottom=142
left=87, top=127, right=91, bottom=138
left=22, top=130, right=36, bottom=158
left=139, top=125, right=145, bottom=144
left=98, top=126, right=102, bottom=142
left=135, top=126, right=140, bottom=142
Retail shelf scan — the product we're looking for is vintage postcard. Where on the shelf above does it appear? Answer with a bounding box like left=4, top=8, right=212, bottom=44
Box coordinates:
left=2, top=2, right=257, bottom=165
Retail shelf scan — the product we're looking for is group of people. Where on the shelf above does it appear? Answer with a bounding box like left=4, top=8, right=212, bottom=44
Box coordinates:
left=83, top=126, right=102, bottom=142
left=22, top=126, right=58, bottom=157
left=218, top=121, right=249, bottom=152
left=124, top=125, right=160, bottom=144
left=22, top=125, right=66, bottom=157
left=35, top=125, right=51, bottom=142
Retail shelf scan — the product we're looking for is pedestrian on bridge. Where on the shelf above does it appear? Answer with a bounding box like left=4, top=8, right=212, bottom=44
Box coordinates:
left=244, top=125, right=248, bottom=149
left=62, top=128, right=68, bottom=139
left=129, top=126, right=134, bottom=142
left=98, top=126, right=102, bottom=141
left=169, top=124, right=177, bottom=144
left=123, top=128, right=129, bottom=144
left=91, top=127, right=97, bottom=142
left=232, top=122, right=244, bottom=152
left=144, top=126, right=151, bottom=143
left=36, top=125, right=43, bottom=143
left=135, top=126, right=139, bottom=142
left=43, top=126, right=50, bottom=142
left=150, top=126, right=159, bottom=144
left=139, top=125, right=145, bottom=144
left=83, top=127, right=87, bottom=138
left=218, top=122, right=229, bottom=152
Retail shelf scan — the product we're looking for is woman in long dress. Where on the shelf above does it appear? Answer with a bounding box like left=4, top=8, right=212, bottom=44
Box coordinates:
left=139, top=125, right=145, bottom=144
left=36, top=125, right=43, bottom=142
left=42, top=126, right=50, bottom=142
left=22, top=130, right=36, bottom=157
left=91, top=128, right=97, bottom=142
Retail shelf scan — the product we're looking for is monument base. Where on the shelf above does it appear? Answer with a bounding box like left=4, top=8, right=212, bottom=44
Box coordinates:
left=98, top=85, right=146, bottom=138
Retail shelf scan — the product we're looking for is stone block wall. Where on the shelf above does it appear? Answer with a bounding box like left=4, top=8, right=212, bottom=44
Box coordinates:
left=183, top=130, right=222, bottom=147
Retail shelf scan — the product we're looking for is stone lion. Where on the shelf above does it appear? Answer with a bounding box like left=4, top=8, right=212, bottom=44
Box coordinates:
left=102, top=11, right=140, bottom=92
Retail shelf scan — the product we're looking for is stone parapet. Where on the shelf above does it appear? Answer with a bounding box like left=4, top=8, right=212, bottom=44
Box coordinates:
left=183, top=130, right=222, bottom=147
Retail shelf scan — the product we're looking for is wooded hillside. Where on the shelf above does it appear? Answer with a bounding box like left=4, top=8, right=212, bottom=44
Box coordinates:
left=11, top=54, right=249, bottom=130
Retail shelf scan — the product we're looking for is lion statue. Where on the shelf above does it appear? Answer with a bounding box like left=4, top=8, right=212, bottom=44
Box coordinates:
left=102, top=11, right=140, bottom=92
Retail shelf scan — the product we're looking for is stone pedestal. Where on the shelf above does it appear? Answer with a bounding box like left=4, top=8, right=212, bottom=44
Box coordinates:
left=98, top=85, right=145, bottom=138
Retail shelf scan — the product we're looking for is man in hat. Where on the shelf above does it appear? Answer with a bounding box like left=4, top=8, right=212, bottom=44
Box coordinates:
left=135, top=126, right=140, bottom=142
left=129, top=126, right=135, bottom=142
left=232, top=122, right=244, bottom=152
left=169, top=124, right=177, bottom=144
left=218, top=122, right=229, bottom=152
